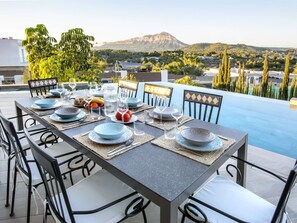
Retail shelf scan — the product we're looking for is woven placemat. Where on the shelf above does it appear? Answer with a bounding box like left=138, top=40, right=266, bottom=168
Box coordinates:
left=151, top=127, right=235, bottom=165
left=73, top=127, right=155, bottom=159
left=42, top=111, right=105, bottom=130
left=130, top=104, right=154, bottom=114
left=137, top=112, right=193, bottom=130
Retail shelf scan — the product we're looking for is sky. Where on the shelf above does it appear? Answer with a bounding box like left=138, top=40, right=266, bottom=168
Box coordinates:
left=0, top=0, right=297, bottom=48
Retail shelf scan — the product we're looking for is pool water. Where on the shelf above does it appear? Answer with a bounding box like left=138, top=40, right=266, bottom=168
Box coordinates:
left=137, top=82, right=297, bottom=159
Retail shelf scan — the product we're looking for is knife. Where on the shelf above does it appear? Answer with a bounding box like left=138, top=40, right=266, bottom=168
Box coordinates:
left=107, top=142, right=140, bottom=157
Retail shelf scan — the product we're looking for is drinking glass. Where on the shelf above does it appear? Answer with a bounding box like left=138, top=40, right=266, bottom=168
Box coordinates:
left=164, top=124, right=176, bottom=140
left=90, top=106, right=101, bottom=120
left=118, top=88, right=128, bottom=101
left=104, top=99, right=117, bottom=121
left=171, top=103, right=184, bottom=128
left=117, top=99, right=128, bottom=122
left=134, top=120, right=145, bottom=135
left=69, top=78, right=76, bottom=92
left=155, top=96, right=167, bottom=124
left=89, top=82, right=98, bottom=96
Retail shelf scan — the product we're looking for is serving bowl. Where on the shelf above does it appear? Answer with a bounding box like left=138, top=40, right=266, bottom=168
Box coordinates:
left=127, top=98, right=142, bottom=107
left=94, top=123, right=125, bottom=140
left=180, top=128, right=216, bottom=146
left=54, top=107, right=81, bottom=119
left=34, top=99, right=57, bottom=108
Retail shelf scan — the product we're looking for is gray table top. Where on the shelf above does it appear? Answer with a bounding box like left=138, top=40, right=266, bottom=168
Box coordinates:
left=15, top=97, right=247, bottom=206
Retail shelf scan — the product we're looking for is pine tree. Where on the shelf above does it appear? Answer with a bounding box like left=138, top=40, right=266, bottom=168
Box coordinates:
left=261, top=52, right=269, bottom=97
left=280, top=52, right=291, bottom=100
left=268, top=81, right=273, bottom=98
left=290, top=75, right=296, bottom=99
left=236, top=63, right=245, bottom=93
left=230, top=78, right=237, bottom=92
left=244, top=76, right=250, bottom=94
left=217, top=48, right=230, bottom=90
left=212, top=74, right=218, bottom=89
left=226, top=59, right=231, bottom=90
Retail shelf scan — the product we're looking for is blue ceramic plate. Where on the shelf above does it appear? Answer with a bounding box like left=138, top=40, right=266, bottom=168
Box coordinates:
left=175, top=133, right=223, bottom=152
left=54, top=107, right=81, bottom=119
left=127, top=98, right=142, bottom=106
left=88, top=127, right=133, bottom=145
left=49, top=111, right=86, bottom=123
left=50, top=88, right=63, bottom=96
left=31, top=101, right=62, bottom=110
left=111, top=115, right=138, bottom=124
left=94, top=123, right=125, bottom=139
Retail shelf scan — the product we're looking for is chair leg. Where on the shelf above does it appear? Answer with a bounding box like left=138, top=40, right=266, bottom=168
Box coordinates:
left=142, top=210, right=148, bottom=223
left=26, top=183, right=32, bottom=223
left=181, top=214, right=186, bottom=223
left=5, top=157, right=12, bottom=207
left=43, top=202, right=48, bottom=223
left=69, top=172, right=74, bottom=185
left=10, top=166, right=18, bottom=216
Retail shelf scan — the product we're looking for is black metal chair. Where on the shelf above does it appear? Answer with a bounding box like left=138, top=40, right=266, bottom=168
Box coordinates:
left=179, top=156, right=297, bottom=223
left=183, top=90, right=223, bottom=124
left=118, top=79, right=139, bottom=98
left=24, top=127, right=151, bottom=223
left=28, top=77, right=58, bottom=97
left=0, top=112, right=90, bottom=223
left=143, top=83, right=173, bottom=107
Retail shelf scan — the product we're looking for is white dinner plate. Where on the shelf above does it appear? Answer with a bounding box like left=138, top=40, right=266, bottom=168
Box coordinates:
left=111, top=115, right=138, bottom=124
left=49, top=111, right=86, bottom=123
left=88, top=127, right=133, bottom=145
left=149, top=110, right=175, bottom=121
left=175, top=133, right=223, bottom=152
left=31, top=101, right=63, bottom=110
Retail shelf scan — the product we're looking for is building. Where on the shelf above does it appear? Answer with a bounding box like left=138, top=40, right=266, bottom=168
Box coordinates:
left=0, top=38, right=28, bottom=84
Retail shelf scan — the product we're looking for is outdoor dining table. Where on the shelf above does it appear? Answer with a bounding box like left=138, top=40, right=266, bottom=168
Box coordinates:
left=15, top=97, right=248, bottom=223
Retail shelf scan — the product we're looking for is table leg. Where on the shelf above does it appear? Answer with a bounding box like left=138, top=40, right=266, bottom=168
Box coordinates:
left=15, top=104, right=23, bottom=131
left=160, top=203, right=178, bottom=223
left=237, top=136, right=247, bottom=187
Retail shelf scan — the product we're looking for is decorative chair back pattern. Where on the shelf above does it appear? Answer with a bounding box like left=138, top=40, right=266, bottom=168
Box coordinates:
left=28, top=77, right=58, bottom=97
left=143, top=83, right=173, bottom=106
left=183, top=90, right=223, bottom=124
left=118, top=79, right=139, bottom=98
left=24, top=128, right=75, bottom=223
left=272, top=164, right=297, bottom=222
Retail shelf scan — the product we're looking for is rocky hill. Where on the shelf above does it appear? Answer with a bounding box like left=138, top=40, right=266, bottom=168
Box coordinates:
left=96, top=32, right=188, bottom=52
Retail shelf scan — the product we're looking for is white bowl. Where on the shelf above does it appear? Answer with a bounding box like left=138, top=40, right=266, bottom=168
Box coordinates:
left=180, top=128, right=216, bottom=146
left=55, top=107, right=81, bottom=119
left=94, top=123, right=125, bottom=140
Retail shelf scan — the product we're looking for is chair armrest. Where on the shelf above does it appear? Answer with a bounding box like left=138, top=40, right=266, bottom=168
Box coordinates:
left=187, top=196, right=249, bottom=223
left=230, top=155, right=286, bottom=183
left=72, top=191, right=138, bottom=215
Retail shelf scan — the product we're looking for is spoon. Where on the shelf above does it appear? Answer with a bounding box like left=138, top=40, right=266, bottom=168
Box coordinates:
left=62, top=116, right=87, bottom=128
left=108, top=138, right=134, bottom=155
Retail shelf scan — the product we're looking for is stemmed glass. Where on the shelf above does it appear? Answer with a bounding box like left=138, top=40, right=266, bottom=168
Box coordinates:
left=155, top=96, right=167, bottom=124
left=69, top=78, right=76, bottom=92
left=117, top=99, right=129, bottom=123
left=171, top=102, right=184, bottom=132
left=118, top=88, right=128, bottom=101
left=89, top=82, right=98, bottom=95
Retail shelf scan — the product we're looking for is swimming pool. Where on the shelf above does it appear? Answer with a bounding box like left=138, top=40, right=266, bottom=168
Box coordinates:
left=137, top=82, right=297, bottom=159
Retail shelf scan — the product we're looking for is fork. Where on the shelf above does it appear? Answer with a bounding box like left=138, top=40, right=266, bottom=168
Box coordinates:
left=175, top=146, right=203, bottom=157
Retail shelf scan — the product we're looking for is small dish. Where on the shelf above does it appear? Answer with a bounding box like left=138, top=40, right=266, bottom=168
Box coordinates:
left=111, top=115, right=138, bottom=124
left=49, top=111, right=86, bottom=123
left=180, top=128, right=216, bottom=146
left=55, top=107, right=81, bottom=119
left=127, top=98, right=142, bottom=107
left=34, top=99, right=57, bottom=108
left=176, top=133, right=223, bottom=152
left=88, top=128, right=133, bottom=145
left=153, top=107, right=178, bottom=118
left=50, top=88, right=63, bottom=96
left=94, top=123, right=125, bottom=140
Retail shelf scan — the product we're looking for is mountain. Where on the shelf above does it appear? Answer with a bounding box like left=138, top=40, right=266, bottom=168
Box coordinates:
left=182, top=42, right=291, bottom=54
left=95, top=32, right=188, bottom=52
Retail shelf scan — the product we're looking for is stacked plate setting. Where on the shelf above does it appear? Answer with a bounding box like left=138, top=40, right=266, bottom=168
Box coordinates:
left=176, top=128, right=223, bottom=152
left=127, top=98, right=143, bottom=108
left=50, top=107, right=86, bottom=122
left=150, top=107, right=178, bottom=121
left=32, top=99, right=61, bottom=110
left=89, top=123, right=133, bottom=145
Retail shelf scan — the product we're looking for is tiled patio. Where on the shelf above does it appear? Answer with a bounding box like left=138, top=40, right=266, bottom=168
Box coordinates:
left=0, top=91, right=296, bottom=222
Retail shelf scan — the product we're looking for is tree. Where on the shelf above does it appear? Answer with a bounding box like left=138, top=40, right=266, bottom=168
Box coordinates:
left=244, top=76, right=249, bottom=94
left=261, top=52, right=269, bottom=97
left=175, top=75, right=205, bottom=87
left=59, top=28, right=94, bottom=72
left=279, top=52, right=291, bottom=100
left=217, top=48, right=231, bottom=90
left=22, top=24, right=57, bottom=79
left=293, top=63, right=297, bottom=74
left=236, top=63, right=245, bottom=93
left=290, top=75, right=296, bottom=99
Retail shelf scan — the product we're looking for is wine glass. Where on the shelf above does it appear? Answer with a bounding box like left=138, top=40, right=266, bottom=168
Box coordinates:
left=69, top=78, right=76, bottom=92
left=171, top=103, right=184, bottom=130
left=155, top=96, right=167, bottom=124
left=117, top=99, right=129, bottom=123
left=118, top=88, right=128, bottom=101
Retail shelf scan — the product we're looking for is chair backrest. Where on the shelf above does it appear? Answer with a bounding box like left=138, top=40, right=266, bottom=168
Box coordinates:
left=118, top=79, right=139, bottom=98
left=28, top=77, right=58, bottom=97
left=0, top=112, right=31, bottom=183
left=24, top=127, right=74, bottom=223
left=272, top=164, right=297, bottom=223
left=143, top=83, right=173, bottom=106
left=183, top=90, right=223, bottom=124
left=0, top=112, right=10, bottom=156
